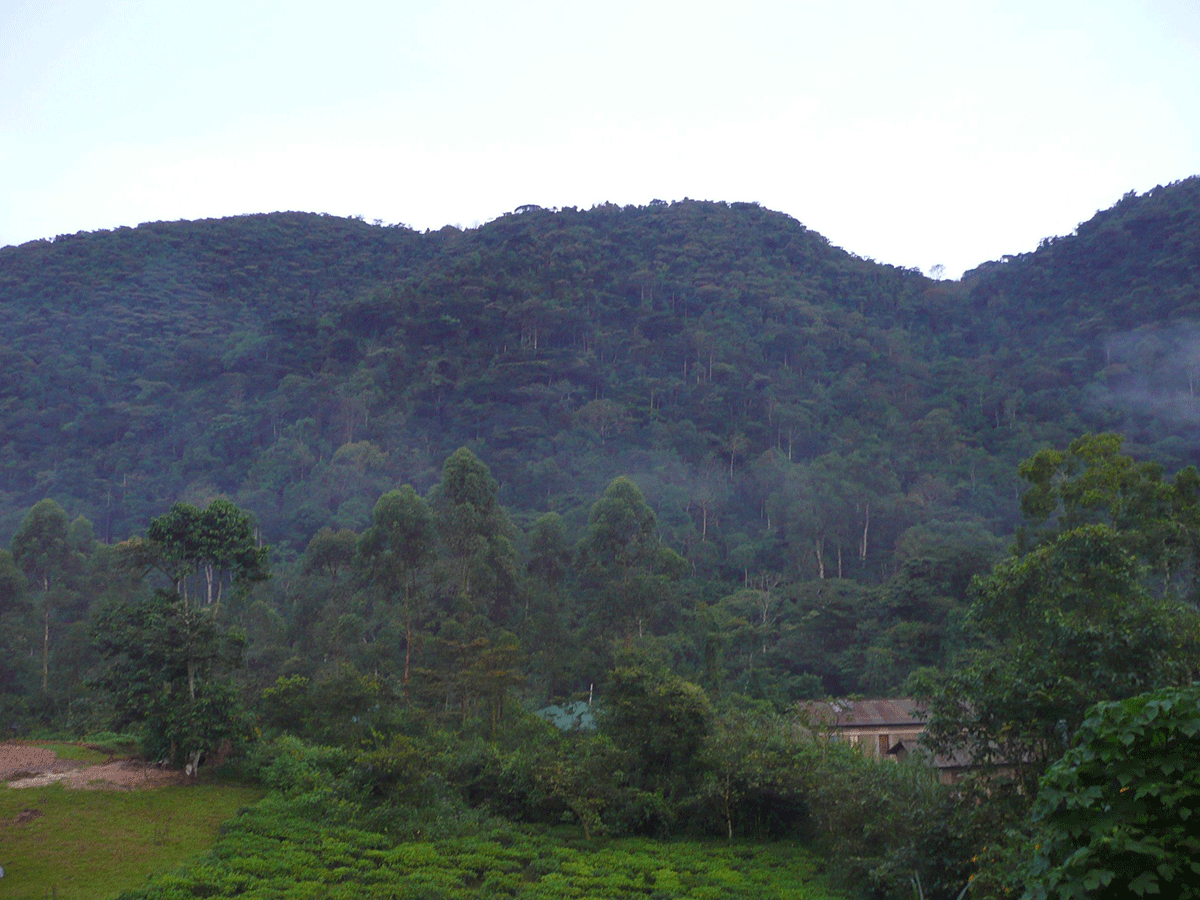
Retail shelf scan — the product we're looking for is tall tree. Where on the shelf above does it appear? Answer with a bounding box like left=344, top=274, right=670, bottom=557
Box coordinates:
left=145, top=498, right=269, bottom=616
left=11, top=499, right=75, bottom=692
left=358, top=485, right=435, bottom=686
left=432, top=448, right=516, bottom=620
left=1017, top=432, right=1200, bottom=598
left=92, top=590, right=250, bottom=775
left=577, top=476, right=686, bottom=641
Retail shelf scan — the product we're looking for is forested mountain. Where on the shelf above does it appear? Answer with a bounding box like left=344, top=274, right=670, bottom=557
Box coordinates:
left=2, top=181, right=1199, bottom=700
left=4, top=180, right=1200, bottom=899
left=4, top=182, right=1199, bottom=571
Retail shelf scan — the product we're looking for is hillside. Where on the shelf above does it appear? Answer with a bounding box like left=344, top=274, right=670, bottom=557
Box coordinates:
left=2, top=184, right=1198, bottom=579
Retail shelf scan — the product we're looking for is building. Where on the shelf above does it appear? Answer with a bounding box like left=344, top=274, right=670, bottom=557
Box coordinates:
left=798, top=698, right=926, bottom=760
left=797, top=698, right=1003, bottom=784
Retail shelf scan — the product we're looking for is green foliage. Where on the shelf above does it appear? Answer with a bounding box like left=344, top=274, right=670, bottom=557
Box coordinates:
left=91, top=590, right=254, bottom=768
left=145, top=498, right=269, bottom=613
left=7, top=184, right=1200, bottom=897
left=920, top=522, right=1200, bottom=792
left=1017, top=432, right=1200, bottom=595
left=697, top=708, right=813, bottom=840
left=301, top=525, right=357, bottom=578
left=433, top=448, right=517, bottom=619
left=115, top=788, right=845, bottom=899
left=259, top=664, right=404, bottom=747
left=1023, top=684, right=1200, bottom=900
left=596, top=664, right=712, bottom=830
left=578, top=478, right=686, bottom=641
left=11, top=498, right=72, bottom=591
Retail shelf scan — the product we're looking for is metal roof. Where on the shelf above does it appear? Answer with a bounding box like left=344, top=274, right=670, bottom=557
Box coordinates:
left=797, top=698, right=925, bottom=728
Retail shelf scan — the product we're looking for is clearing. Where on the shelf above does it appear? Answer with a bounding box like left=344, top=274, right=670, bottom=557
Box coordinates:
left=0, top=740, right=262, bottom=900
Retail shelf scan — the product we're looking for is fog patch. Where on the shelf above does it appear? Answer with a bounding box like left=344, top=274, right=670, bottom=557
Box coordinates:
left=1088, top=321, right=1200, bottom=440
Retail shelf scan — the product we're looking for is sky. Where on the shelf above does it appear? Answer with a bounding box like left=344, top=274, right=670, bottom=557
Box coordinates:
left=2, top=0, right=1198, bottom=279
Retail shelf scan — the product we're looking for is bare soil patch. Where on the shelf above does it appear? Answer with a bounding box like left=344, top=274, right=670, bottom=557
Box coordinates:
left=0, top=741, right=186, bottom=791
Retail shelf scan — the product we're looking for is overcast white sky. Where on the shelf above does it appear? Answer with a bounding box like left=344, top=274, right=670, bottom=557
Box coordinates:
left=2, top=0, right=1198, bottom=278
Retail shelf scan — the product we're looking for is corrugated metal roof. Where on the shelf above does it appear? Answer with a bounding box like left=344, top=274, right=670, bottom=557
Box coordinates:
left=797, top=698, right=925, bottom=727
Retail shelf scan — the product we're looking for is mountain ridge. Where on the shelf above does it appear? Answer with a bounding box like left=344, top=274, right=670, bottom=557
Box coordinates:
left=2, top=184, right=1198, bottom=579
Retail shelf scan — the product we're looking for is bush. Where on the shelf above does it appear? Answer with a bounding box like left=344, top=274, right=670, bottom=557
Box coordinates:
left=1023, top=684, right=1200, bottom=899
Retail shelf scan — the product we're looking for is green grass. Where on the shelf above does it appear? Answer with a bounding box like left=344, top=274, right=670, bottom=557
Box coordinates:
left=11, top=733, right=142, bottom=765
left=20, top=740, right=118, bottom=766
left=0, top=780, right=264, bottom=900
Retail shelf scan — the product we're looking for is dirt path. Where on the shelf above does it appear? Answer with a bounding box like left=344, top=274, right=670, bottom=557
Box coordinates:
left=0, top=741, right=186, bottom=790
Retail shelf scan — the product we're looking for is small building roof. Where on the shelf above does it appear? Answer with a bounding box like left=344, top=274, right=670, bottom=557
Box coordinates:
left=798, top=698, right=925, bottom=729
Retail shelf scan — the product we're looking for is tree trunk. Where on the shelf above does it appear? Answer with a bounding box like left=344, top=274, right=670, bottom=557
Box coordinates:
left=724, top=773, right=735, bottom=840
left=859, top=502, right=870, bottom=562
left=185, top=748, right=203, bottom=779
left=404, top=612, right=412, bottom=690
left=42, top=607, right=50, bottom=692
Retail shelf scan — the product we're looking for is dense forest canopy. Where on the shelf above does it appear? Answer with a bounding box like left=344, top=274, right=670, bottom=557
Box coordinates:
left=3, top=179, right=1200, bottom=900
left=3, top=181, right=1198, bottom=572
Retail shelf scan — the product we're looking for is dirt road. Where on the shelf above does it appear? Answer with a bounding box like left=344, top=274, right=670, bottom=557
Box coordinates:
left=0, top=741, right=185, bottom=790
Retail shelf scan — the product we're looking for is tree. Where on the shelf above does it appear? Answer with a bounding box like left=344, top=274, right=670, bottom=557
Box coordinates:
left=598, top=664, right=713, bottom=820
left=526, top=512, right=571, bottom=590
left=302, top=526, right=358, bottom=580
left=919, top=524, right=1200, bottom=793
left=576, top=477, right=686, bottom=641
left=92, top=590, right=251, bottom=774
left=432, top=448, right=516, bottom=619
left=522, top=511, right=572, bottom=632
left=1023, top=685, right=1200, bottom=900
left=358, top=486, right=435, bottom=686
left=11, top=499, right=76, bottom=692
left=0, top=549, right=29, bottom=699
left=1017, top=432, right=1200, bottom=597
left=530, top=730, right=627, bottom=841
left=145, top=498, right=269, bottom=615
left=919, top=438, right=1200, bottom=793
left=10, top=499, right=72, bottom=593
left=90, top=499, right=268, bottom=774
left=698, top=709, right=812, bottom=840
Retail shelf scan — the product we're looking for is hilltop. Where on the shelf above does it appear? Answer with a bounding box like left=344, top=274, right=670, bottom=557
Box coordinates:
left=1, top=183, right=1198, bottom=578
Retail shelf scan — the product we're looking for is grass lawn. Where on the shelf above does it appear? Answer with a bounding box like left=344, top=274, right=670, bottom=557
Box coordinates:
left=0, top=780, right=264, bottom=900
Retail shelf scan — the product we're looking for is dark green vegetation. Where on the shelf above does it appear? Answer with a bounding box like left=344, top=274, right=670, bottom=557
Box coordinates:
left=117, top=786, right=843, bottom=899
left=0, top=779, right=264, bottom=900
left=1, top=179, right=1200, bottom=899
left=1023, top=685, right=1200, bottom=899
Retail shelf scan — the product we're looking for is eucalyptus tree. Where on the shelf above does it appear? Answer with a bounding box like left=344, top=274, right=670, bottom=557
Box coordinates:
left=11, top=499, right=81, bottom=692
left=576, top=476, right=686, bottom=642
left=358, top=485, right=435, bottom=685
left=432, top=448, right=517, bottom=621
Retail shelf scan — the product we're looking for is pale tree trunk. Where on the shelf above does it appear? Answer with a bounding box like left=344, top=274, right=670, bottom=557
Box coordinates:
left=404, top=615, right=413, bottom=689
left=859, top=502, right=870, bottom=562
left=404, top=571, right=414, bottom=692
left=185, top=748, right=203, bottom=779
left=42, top=607, right=50, bottom=692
